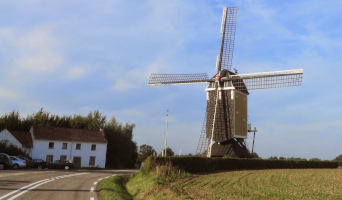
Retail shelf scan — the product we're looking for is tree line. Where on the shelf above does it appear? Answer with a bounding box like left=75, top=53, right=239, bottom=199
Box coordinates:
left=0, top=109, right=137, bottom=168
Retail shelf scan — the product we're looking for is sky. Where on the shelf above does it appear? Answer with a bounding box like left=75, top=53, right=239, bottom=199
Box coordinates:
left=0, top=0, right=342, bottom=160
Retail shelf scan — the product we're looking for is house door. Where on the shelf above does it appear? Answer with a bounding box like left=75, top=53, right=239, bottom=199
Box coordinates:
left=46, top=155, right=53, bottom=163
left=73, top=157, right=81, bottom=168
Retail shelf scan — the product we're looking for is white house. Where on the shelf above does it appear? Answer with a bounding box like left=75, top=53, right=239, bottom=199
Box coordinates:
left=30, top=126, right=107, bottom=168
left=0, top=129, right=33, bottom=156
left=0, top=126, right=107, bottom=168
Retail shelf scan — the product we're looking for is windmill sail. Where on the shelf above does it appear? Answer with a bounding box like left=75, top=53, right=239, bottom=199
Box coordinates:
left=227, top=69, right=303, bottom=90
left=218, top=7, right=238, bottom=71
left=148, top=73, right=211, bottom=86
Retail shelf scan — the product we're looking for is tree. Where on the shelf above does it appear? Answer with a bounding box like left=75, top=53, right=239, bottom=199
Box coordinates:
left=138, top=144, right=156, bottom=163
left=279, top=157, right=286, bottom=160
left=333, top=154, right=342, bottom=162
left=268, top=156, right=278, bottom=160
left=286, top=157, right=302, bottom=161
left=160, top=147, right=175, bottom=156
left=104, top=117, right=138, bottom=168
left=252, top=152, right=259, bottom=158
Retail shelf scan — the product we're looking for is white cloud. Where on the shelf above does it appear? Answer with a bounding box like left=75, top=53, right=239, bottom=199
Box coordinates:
left=111, top=58, right=169, bottom=91
left=14, top=28, right=63, bottom=74
left=0, top=88, right=17, bottom=99
left=0, top=26, right=64, bottom=82
left=111, top=79, right=139, bottom=91
left=120, top=109, right=143, bottom=117
left=14, top=53, right=63, bottom=74
left=65, top=66, right=88, bottom=80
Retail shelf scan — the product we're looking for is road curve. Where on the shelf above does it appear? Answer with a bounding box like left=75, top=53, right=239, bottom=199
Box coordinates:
left=0, top=169, right=138, bottom=200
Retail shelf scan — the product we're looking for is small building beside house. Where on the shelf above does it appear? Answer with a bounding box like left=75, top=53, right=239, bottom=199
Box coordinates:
left=0, top=129, right=33, bottom=155
left=0, top=126, right=107, bottom=168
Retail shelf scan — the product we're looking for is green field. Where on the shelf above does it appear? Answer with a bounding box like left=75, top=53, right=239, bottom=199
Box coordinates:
left=100, top=168, right=342, bottom=199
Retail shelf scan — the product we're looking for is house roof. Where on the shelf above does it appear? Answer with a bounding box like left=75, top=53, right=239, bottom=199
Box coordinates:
left=32, top=126, right=107, bottom=143
left=10, top=131, right=34, bottom=148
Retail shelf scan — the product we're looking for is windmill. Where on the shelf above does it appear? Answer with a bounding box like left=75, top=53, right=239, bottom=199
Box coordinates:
left=147, top=7, right=303, bottom=158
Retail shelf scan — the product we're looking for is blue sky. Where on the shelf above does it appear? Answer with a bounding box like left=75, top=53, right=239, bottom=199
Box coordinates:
left=0, top=0, right=342, bottom=160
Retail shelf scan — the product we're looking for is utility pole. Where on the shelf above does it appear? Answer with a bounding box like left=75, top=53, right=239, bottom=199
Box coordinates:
left=247, top=124, right=258, bottom=157
left=163, top=132, right=165, bottom=157
left=179, top=148, right=181, bottom=156
left=165, top=110, right=169, bottom=157
left=251, top=127, right=257, bottom=157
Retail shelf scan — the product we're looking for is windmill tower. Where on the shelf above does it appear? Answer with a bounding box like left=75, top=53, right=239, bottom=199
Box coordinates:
left=148, top=7, right=303, bottom=158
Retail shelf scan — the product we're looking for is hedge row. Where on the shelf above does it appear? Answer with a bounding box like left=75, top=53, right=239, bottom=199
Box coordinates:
left=144, top=156, right=338, bottom=173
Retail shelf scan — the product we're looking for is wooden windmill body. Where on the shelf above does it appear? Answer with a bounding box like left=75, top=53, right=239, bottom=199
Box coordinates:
left=148, top=7, right=303, bottom=157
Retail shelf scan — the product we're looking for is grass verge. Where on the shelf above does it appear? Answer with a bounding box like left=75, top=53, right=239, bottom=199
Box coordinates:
left=106, top=168, right=342, bottom=199
left=98, top=175, right=133, bottom=200
left=99, top=163, right=342, bottom=199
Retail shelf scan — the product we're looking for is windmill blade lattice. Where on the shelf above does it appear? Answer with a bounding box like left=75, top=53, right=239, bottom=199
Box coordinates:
left=196, top=112, right=210, bottom=156
left=148, top=73, right=210, bottom=86
left=219, top=7, right=238, bottom=71
left=228, top=69, right=303, bottom=90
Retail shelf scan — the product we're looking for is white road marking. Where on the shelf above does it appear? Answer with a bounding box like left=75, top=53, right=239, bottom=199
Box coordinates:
left=90, top=197, right=95, bottom=200
left=0, top=172, right=90, bottom=200
left=8, top=179, right=54, bottom=200
left=0, top=173, right=26, bottom=178
left=90, top=187, right=94, bottom=192
left=93, top=181, right=97, bottom=185
left=13, top=173, right=25, bottom=176
left=98, top=178, right=102, bottom=181
left=0, top=179, right=49, bottom=200
left=105, top=176, right=109, bottom=178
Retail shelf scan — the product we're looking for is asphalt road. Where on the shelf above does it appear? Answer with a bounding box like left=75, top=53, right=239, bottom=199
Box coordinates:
left=0, top=168, right=138, bottom=200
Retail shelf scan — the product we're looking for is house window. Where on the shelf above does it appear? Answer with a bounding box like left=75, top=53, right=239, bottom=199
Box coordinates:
left=91, top=144, right=96, bottom=151
left=46, top=155, right=53, bottom=162
left=62, top=143, right=68, bottom=149
left=76, top=143, right=81, bottom=150
left=89, top=156, right=95, bottom=166
left=48, top=142, right=54, bottom=149
left=60, top=155, right=67, bottom=161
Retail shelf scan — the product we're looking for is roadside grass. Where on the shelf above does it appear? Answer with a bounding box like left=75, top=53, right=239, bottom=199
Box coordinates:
left=98, top=175, right=133, bottom=200
left=126, top=171, right=191, bottom=200
left=100, top=167, right=342, bottom=199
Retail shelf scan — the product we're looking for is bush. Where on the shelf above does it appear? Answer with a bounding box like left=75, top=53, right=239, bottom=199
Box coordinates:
left=0, top=140, right=28, bottom=156
left=309, top=158, right=321, bottom=162
left=145, top=156, right=338, bottom=173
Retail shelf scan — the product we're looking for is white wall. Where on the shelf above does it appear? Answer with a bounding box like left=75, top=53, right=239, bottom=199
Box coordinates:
left=31, top=140, right=107, bottom=168
left=0, top=129, right=31, bottom=156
